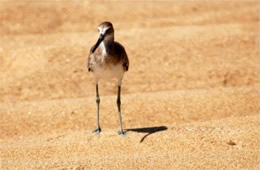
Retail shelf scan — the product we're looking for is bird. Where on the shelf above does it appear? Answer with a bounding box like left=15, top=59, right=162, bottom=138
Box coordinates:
left=87, top=21, right=129, bottom=135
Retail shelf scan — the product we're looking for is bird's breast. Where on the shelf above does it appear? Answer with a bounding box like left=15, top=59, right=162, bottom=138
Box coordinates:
left=93, top=63, right=124, bottom=80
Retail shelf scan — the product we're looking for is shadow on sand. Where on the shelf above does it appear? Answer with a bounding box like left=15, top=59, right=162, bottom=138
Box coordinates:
left=126, top=126, right=168, bottom=143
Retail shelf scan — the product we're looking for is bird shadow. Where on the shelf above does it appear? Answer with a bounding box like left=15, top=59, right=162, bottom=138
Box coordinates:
left=125, top=126, right=168, bottom=143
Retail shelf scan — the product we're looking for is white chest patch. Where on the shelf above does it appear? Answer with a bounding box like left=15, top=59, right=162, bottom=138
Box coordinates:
left=100, top=42, right=107, bottom=56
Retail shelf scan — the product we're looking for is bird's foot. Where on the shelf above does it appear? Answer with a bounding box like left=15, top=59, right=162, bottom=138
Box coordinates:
left=118, top=130, right=127, bottom=136
left=93, top=127, right=101, bottom=134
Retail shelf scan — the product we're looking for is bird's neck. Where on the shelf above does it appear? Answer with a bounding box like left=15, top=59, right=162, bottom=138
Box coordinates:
left=102, top=39, right=114, bottom=55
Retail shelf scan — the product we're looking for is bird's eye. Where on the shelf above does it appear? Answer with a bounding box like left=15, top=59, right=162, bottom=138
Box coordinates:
left=106, top=28, right=112, bottom=33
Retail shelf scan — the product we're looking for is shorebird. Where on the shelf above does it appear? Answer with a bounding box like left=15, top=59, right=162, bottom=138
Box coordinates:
left=87, top=21, right=129, bottom=135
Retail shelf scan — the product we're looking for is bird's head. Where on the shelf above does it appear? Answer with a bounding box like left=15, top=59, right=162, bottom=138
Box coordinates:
left=91, top=21, right=114, bottom=53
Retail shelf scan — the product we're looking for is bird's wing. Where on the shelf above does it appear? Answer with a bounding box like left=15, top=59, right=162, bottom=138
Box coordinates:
left=122, top=52, right=129, bottom=71
left=87, top=47, right=94, bottom=72
left=115, top=42, right=129, bottom=71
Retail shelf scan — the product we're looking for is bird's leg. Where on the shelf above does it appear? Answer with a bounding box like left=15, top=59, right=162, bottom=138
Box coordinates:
left=93, top=83, right=101, bottom=134
left=117, top=85, right=126, bottom=136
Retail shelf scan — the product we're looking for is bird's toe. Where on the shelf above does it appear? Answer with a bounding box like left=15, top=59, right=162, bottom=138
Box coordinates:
left=93, top=128, right=101, bottom=134
left=118, top=130, right=127, bottom=136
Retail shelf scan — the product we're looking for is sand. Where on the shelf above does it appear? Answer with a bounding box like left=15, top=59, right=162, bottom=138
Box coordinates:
left=0, top=0, right=260, bottom=169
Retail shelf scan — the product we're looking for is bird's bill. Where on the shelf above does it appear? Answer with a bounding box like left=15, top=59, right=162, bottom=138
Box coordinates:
left=91, top=34, right=104, bottom=53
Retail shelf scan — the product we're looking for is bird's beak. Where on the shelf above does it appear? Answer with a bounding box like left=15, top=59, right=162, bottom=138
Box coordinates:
left=91, top=34, right=104, bottom=53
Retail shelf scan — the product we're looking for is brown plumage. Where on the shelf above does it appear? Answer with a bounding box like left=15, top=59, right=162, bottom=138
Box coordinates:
left=88, top=21, right=129, bottom=74
left=88, top=41, right=129, bottom=72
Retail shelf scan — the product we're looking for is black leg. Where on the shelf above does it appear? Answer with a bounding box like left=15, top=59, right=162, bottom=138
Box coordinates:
left=93, top=84, right=101, bottom=134
left=117, top=85, right=126, bottom=136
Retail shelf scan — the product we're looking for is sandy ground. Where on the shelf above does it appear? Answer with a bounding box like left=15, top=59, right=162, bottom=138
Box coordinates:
left=0, top=0, right=260, bottom=169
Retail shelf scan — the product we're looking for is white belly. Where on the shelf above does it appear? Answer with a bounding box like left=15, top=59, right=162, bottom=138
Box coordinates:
left=93, top=64, right=125, bottom=81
